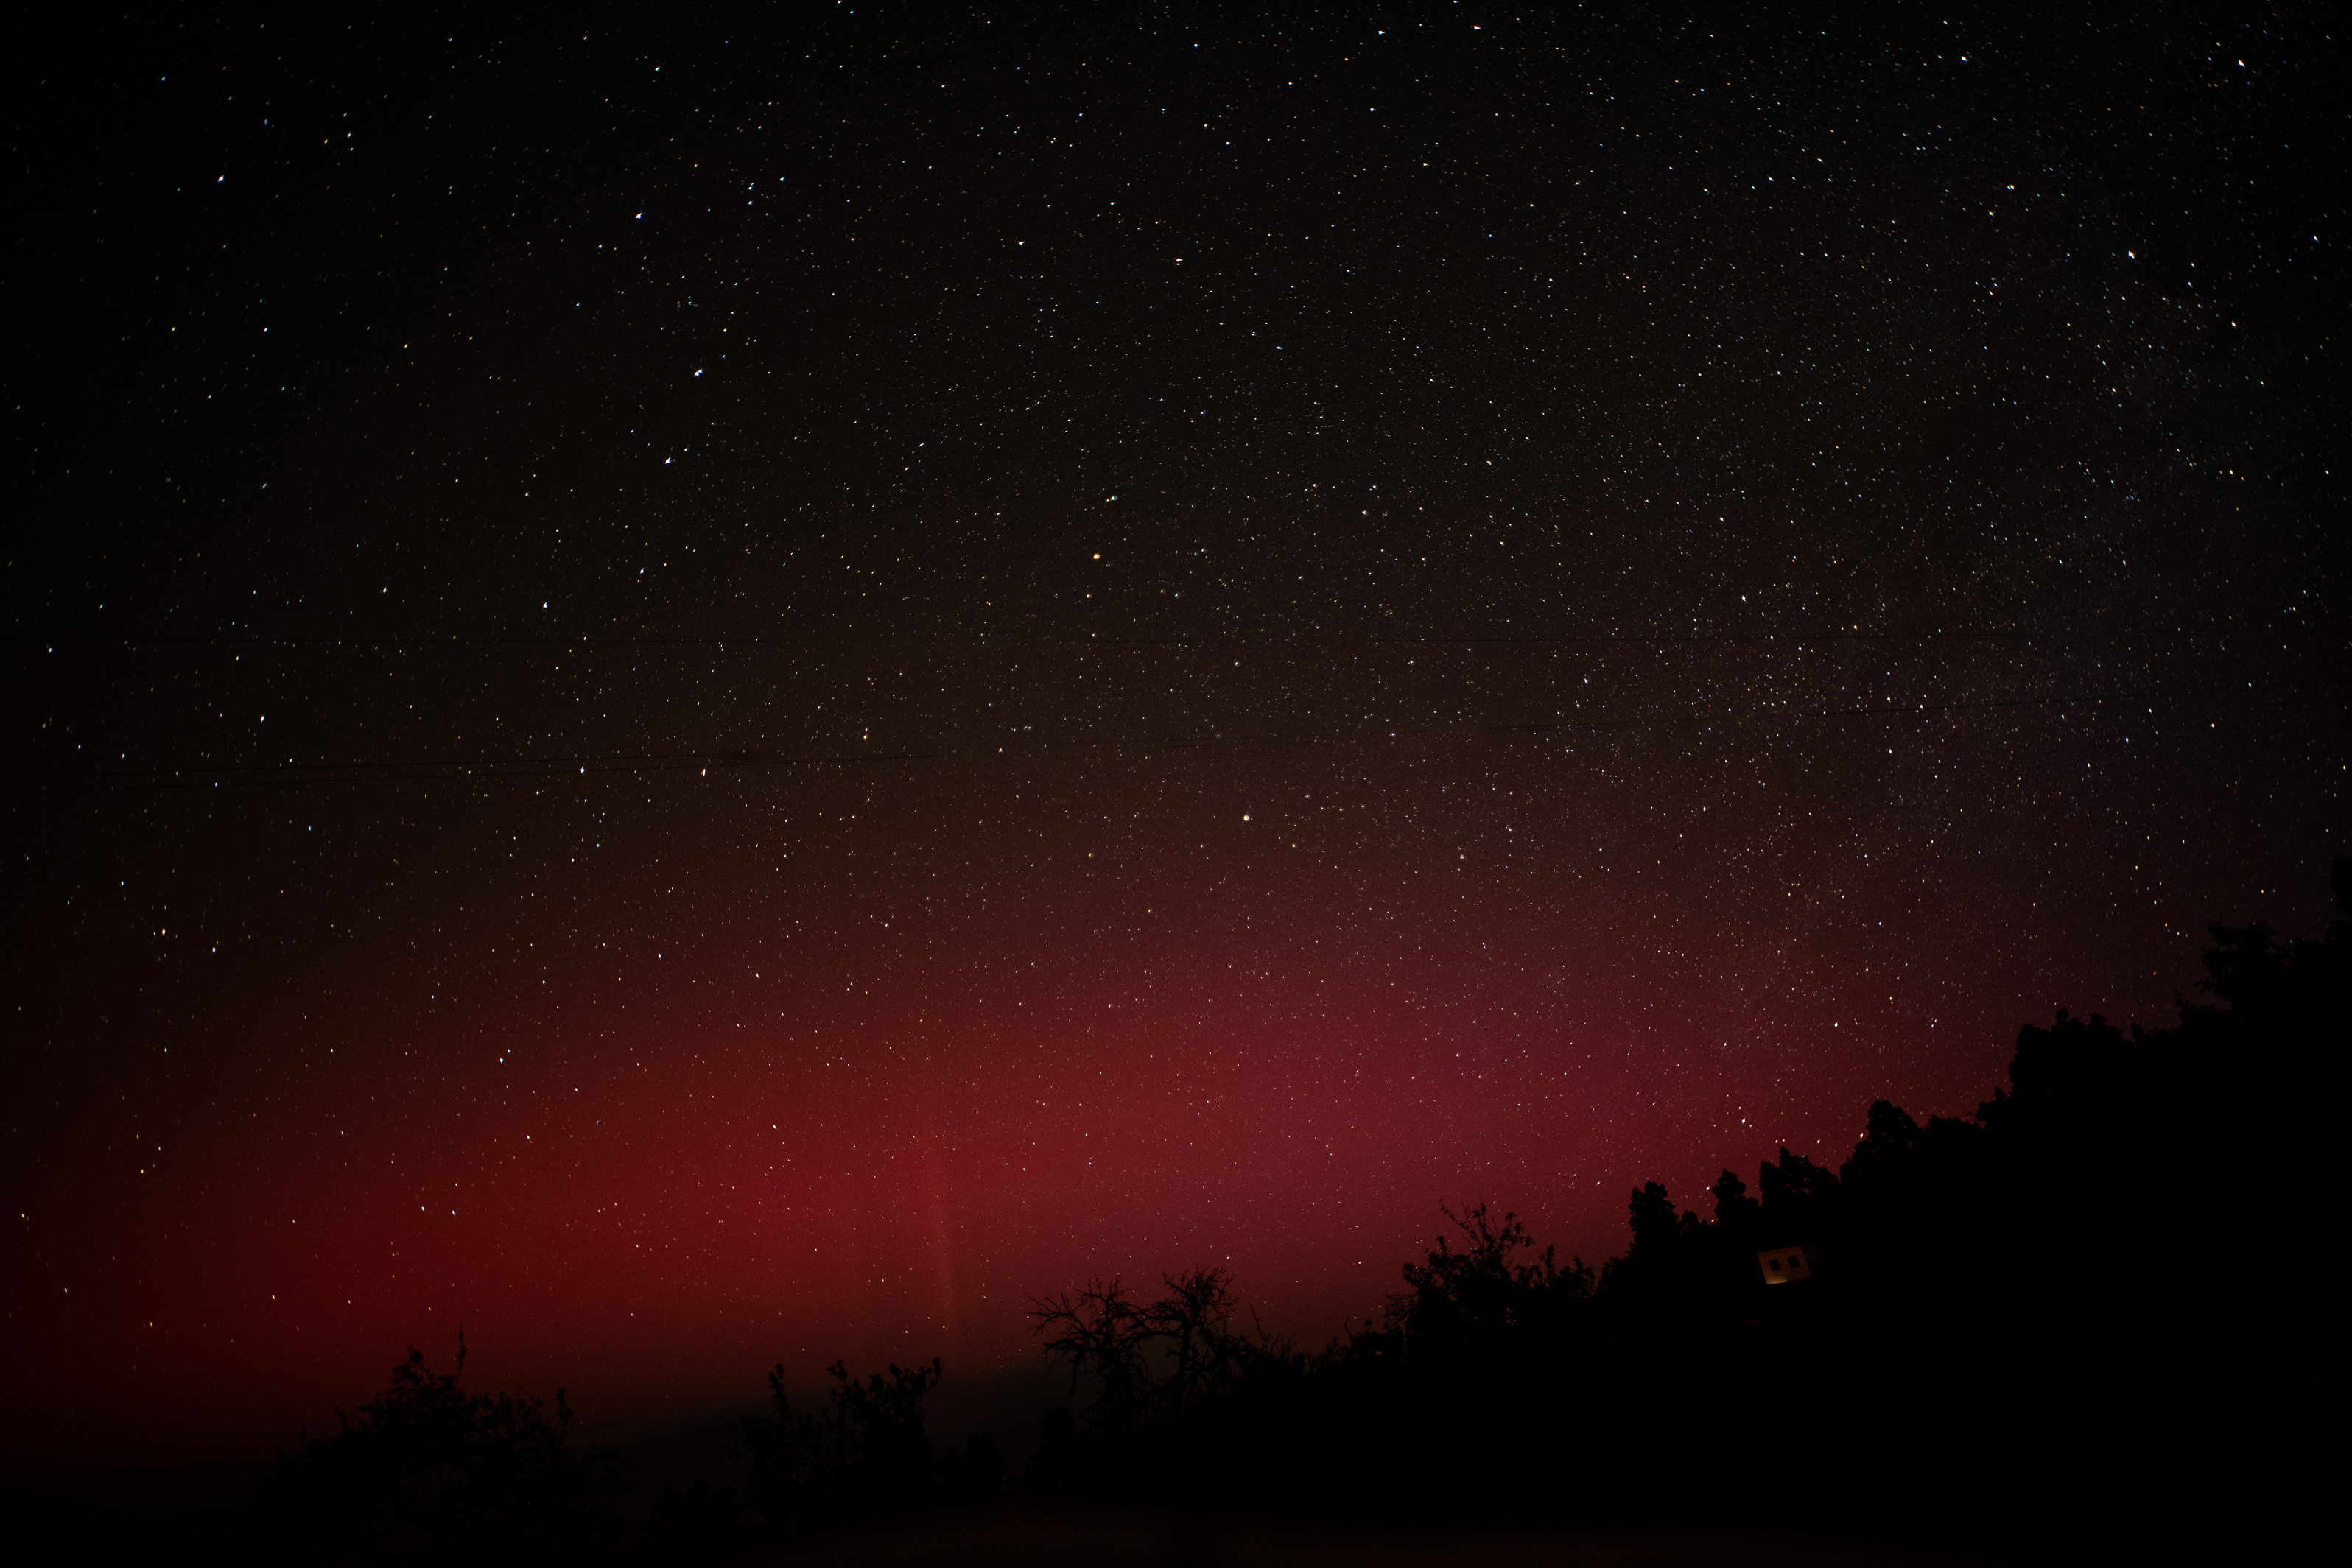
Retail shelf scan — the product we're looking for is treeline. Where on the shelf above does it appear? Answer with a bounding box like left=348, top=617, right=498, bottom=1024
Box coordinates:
left=242, top=860, right=2345, bottom=1562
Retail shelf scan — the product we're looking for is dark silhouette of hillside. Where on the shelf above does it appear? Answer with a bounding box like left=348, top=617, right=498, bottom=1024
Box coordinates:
left=232, top=857, right=2344, bottom=1561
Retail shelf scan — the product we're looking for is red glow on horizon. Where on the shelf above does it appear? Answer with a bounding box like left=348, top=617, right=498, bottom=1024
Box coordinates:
left=8, top=865, right=2037, bottom=1469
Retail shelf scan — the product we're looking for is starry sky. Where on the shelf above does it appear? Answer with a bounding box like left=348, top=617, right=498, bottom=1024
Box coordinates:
left=7, top=4, right=2345, bottom=1469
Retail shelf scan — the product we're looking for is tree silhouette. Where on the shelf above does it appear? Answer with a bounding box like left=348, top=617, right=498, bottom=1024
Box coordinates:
left=232, top=856, right=2344, bottom=1560
left=1138, top=1265, right=1257, bottom=1421
left=1029, top=1276, right=1151, bottom=1437
left=1755, top=1146, right=1839, bottom=1245
left=246, top=1333, right=622, bottom=1564
left=1708, top=1167, right=1761, bottom=1236
left=1842, top=1099, right=1924, bottom=1184
left=1388, top=1202, right=1587, bottom=1354
left=999, top=859, right=2346, bottom=1550
left=1031, top=1266, right=1265, bottom=1438
left=736, top=1357, right=941, bottom=1534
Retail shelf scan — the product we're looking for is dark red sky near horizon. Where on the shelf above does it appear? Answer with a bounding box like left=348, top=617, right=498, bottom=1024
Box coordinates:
left=5, top=5, right=2345, bottom=1472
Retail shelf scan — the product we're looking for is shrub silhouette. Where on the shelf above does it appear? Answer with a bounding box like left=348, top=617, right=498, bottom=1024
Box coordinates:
left=1391, top=1202, right=1590, bottom=1349
left=735, top=1357, right=946, bottom=1533
left=246, top=1334, right=621, bottom=1564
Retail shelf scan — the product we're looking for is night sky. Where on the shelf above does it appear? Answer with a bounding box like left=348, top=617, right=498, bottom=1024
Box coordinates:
left=7, top=4, right=2344, bottom=1470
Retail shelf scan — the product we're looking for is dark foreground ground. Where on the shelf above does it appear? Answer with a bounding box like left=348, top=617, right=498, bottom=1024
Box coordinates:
left=0, top=1471, right=2022, bottom=1568
left=734, top=1506, right=2005, bottom=1567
